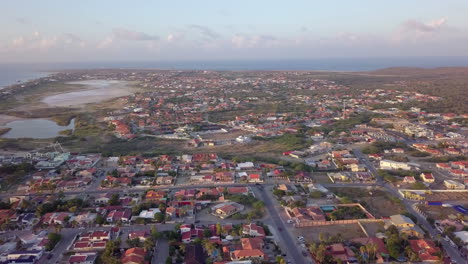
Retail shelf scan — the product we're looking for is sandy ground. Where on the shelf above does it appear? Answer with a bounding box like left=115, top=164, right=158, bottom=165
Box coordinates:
left=41, top=80, right=136, bottom=107
left=0, top=115, right=23, bottom=126
left=292, top=223, right=367, bottom=243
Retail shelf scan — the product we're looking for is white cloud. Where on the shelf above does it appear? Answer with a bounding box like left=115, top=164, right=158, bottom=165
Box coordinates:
left=112, top=28, right=159, bottom=41
left=392, top=17, right=452, bottom=44
left=231, top=34, right=277, bottom=48
left=403, top=17, right=448, bottom=33
left=188, top=24, right=220, bottom=39
left=7, top=32, right=85, bottom=52
left=97, top=37, right=113, bottom=49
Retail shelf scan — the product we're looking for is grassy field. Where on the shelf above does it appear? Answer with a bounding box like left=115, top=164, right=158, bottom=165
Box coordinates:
left=0, top=138, right=54, bottom=151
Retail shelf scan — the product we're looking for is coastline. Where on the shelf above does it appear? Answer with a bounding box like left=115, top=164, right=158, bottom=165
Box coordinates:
left=0, top=70, right=52, bottom=90
left=0, top=127, right=12, bottom=136
left=0, top=114, right=23, bottom=126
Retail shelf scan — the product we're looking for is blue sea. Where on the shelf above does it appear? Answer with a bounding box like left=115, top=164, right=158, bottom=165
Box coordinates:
left=2, top=56, right=468, bottom=89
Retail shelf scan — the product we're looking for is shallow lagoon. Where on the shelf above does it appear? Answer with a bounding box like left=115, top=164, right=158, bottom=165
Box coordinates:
left=1, top=118, right=74, bottom=139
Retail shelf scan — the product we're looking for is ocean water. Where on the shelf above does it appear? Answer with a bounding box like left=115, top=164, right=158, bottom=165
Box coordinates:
left=2, top=56, right=468, bottom=89
left=0, top=64, right=50, bottom=89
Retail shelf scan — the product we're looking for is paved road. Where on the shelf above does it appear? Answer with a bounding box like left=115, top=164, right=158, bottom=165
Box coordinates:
left=0, top=182, right=272, bottom=199
left=153, top=239, right=169, bottom=264
left=257, top=185, right=314, bottom=264
left=353, top=148, right=466, bottom=264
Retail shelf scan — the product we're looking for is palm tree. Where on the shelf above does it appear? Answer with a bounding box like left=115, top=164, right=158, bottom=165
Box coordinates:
left=336, top=233, right=343, bottom=243
left=319, top=232, right=327, bottom=243
left=309, top=242, right=317, bottom=254
left=202, top=240, right=216, bottom=256
left=144, top=238, right=155, bottom=251
left=54, top=224, right=62, bottom=233
left=179, top=243, right=186, bottom=254
left=366, top=243, right=378, bottom=262
left=316, top=244, right=327, bottom=263
left=360, top=246, right=367, bottom=263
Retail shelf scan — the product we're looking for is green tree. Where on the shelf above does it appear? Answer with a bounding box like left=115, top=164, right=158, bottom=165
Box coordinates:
left=252, top=201, right=265, bottom=210
left=109, top=194, right=120, bottom=205
left=127, top=238, right=141, bottom=248
left=95, top=214, right=106, bottom=225
left=144, top=238, right=155, bottom=251
left=203, top=229, right=212, bottom=238
left=154, top=212, right=165, bottom=223
left=216, top=223, right=222, bottom=236
left=45, top=233, right=61, bottom=251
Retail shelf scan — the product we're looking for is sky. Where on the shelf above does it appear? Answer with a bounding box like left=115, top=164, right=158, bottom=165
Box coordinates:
left=1, top=0, right=468, bottom=63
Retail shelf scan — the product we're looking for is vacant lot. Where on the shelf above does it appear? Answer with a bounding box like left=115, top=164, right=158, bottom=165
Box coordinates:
left=313, top=172, right=333, bottom=184
left=417, top=204, right=466, bottom=220
left=328, top=187, right=406, bottom=217
left=194, top=140, right=290, bottom=157
left=292, top=224, right=366, bottom=243
left=360, top=222, right=385, bottom=237
left=425, top=192, right=468, bottom=203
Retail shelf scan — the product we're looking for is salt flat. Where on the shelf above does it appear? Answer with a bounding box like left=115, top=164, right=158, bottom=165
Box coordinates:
left=41, top=80, right=135, bottom=107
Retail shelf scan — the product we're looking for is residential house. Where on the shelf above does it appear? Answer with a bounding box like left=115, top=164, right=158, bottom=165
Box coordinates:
left=95, top=193, right=113, bottom=204
left=212, top=203, right=244, bottom=219
left=74, top=212, right=97, bottom=225
left=128, top=231, right=150, bottom=242
left=68, top=253, right=97, bottom=264
left=248, top=174, right=262, bottom=183
left=351, top=237, right=389, bottom=263
left=240, top=237, right=264, bottom=250
left=121, top=247, right=147, bottom=264
left=325, top=243, right=356, bottom=263
left=155, top=176, right=173, bottom=185
left=385, top=215, right=425, bottom=238
left=224, top=187, right=250, bottom=196
left=403, top=176, right=416, bottom=184
left=230, top=249, right=265, bottom=261
left=421, top=173, right=435, bottom=183
left=444, top=180, right=465, bottom=190
left=236, top=162, right=255, bottom=171
left=242, top=223, right=266, bottom=237
left=290, top=206, right=326, bottom=221
left=145, top=190, right=166, bottom=202
left=138, top=208, right=161, bottom=219
left=408, top=239, right=441, bottom=262
left=106, top=209, right=132, bottom=223
left=184, top=244, right=205, bottom=264
left=380, top=160, right=412, bottom=171
left=436, top=163, right=451, bottom=170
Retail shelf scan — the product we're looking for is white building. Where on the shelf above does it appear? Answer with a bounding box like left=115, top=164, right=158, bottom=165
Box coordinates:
left=236, top=162, right=255, bottom=171
left=444, top=180, right=465, bottom=190
left=380, top=160, right=412, bottom=171
left=138, top=208, right=161, bottom=219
